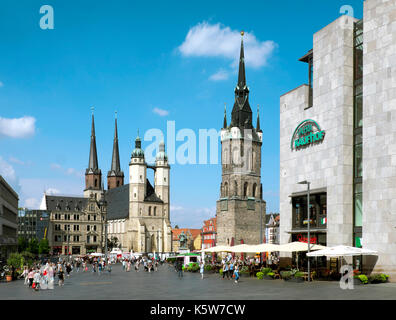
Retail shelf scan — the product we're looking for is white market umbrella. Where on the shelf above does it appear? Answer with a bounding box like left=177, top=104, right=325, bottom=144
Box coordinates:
left=278, top=241, right=327, bottom=252
left=307, top=245, right=378, bottom=257
left=248, top=243, right=281, bottom=253
left=228, top=244, right=254, bottom=253
left=89, top=253, right=104, bottom=257
left=200, top=245, right=232, bottom=253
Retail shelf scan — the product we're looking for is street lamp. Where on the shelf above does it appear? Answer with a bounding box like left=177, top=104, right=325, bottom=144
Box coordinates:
left=298, top=180, right=311, bottom=282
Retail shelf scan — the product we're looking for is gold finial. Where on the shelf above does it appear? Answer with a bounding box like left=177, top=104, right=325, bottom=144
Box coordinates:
left=241, top=30, right=244, bottom=37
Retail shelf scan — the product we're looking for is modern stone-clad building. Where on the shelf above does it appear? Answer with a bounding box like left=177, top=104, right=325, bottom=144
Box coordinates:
left=216, top=33, right=266, bottom=247
left=0, top=175, right=18, bottom=260
left=280, top=0, right=396, bottom=278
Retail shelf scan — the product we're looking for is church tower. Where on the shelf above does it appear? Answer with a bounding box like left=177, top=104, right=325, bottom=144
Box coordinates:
left=84, top=111, right=102, bottom=198
left=155, top=141, right=170, bottom=215
left=216, top=32, right=266, bottom=246
left=107, top=114, right=124, bottom=190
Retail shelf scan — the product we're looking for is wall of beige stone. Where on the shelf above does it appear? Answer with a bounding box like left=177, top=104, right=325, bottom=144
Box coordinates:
left=280, top=15, right=357, bottom=252
left=362, top=0, right=396, bottom=279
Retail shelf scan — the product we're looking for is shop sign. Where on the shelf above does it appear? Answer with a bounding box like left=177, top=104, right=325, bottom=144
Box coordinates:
left=291, top=119, right=325, bottom=150
left=297, top=233, right=317, bottom=244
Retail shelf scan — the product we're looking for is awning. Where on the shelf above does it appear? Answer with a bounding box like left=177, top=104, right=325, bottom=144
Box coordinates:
left=307, top=245, right=378, bottom=257
left=199, top=245, right=232, bottom=253
left=277, top=242, right=327, bottom=252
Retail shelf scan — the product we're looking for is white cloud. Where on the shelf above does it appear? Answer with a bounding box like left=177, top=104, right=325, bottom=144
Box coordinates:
left=0, top=116, right=36, bottom=138
left=153, top=108, right=169, bottom=117
left=45, top=188, right=60, bottom=195
left=9, top=156, right=30, bottom=166
left=24, top=198, right=40, bottom=209
left=179, top=21, right=276, bottom=69
left=50, top=163, right=83, bottom=178
left=209, top=69, right=229, bottom=81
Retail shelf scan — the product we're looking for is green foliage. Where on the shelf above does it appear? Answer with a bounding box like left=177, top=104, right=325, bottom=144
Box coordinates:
left=256, top=272, right=264, bottom=279
left=20, top=251, right=35, bottom=267
left=204, top=264, right=212, bottom=271
left=7, top=252, right=25, bottom=271
left=38, top=238, right=50, bottom=255
left=219, top=269, right=223, bottom=275
left=27, top=238, right=39, bottom=255
left=358, top=274, right=368, bottom=284
left=280, top=271, right=292, bottom=280
left=240, top=266, right=249, bottom=274
left=17, top=237, right=28, bottom=253
left=294, top=271, right=305, bottom=278
left=266, top=272, right=275, bottom=278
left=187, top=262, right=199, bottom=272
left=369, top=273, right=388, bottom=283
left=260, top=267, right=272, bottom=275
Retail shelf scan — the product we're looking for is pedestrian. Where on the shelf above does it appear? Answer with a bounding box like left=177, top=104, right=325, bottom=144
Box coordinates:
left=33, top=269, right=41, bottom=291
left=122, top=259, right=126, bottom=271
left=22, top=266, right=29, bottom=285
left=200, top=261, right=204, bottom=280
left=229, top=260, right=234, bottom=279
left=234, top=263, right=240, bottom=284
left=66, top=263, right=72, bottom=277
left=58, top=267, right=65, bottom=286
left=48, top=264, right=55, bottom=290
left=76, top=259, right=81, bottom=272
left=177, top=260, right=183, bottom=278
left=27, top=269, right=34, bottom=288
left=127, top=260, right=131, bottom=272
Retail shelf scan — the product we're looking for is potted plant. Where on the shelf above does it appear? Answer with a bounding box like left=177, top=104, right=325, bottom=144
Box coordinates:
left=240, top=266, right=250, bottom=277
left=280, top=271, right=293, bottom=281
left=7, top=252, right=25, bottom=281
left=265, top=272, right=275, bottom=280
left=369, top=274, right=389, bottom=284
left=256, top=271, right=264, bottom=280
left=3, top=266, right=12, bottom=282
left=293, top=271, right=305, bottom=283
left=354, top=274, right=368, bottom=285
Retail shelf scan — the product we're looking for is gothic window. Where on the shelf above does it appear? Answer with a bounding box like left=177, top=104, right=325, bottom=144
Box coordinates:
left=243, top=182, right=248, bottom=198
left=95, top=179, right=98, bottom=187
left=140, top=208, right=142, bottom=215
left=234, top=181, right=238, bottom=196
left=252, top=183, right=257, bottom=198
left=232, top=147, right=239, bottom=165
left=149, top=207, right=151, bottom=216
left=252, top=151, right=256, bottom=171
left=117, top=181, right=120, bottom=187
left=154, top=207, right=157, bottom=216
left=224, top=182, right=228, bottom=197
left=223, top=148, right=229, bottom=166
left=87, top=225, right=90, bottom=231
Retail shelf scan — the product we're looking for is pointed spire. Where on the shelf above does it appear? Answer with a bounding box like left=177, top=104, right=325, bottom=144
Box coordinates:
left=256, top=104, right=261, bottom=132
left=109, top=113, right=122, bottom=174
left=230, top=31, right=252, bottom=130
left=237, top=31, right=246, bottom=89
left=87, top=109, right=99, bottom=172
left=223, top=103, right=227, bottom=128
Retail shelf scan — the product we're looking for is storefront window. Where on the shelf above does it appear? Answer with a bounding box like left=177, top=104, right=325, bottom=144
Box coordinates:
left=292, top=193, right=326, bottom=229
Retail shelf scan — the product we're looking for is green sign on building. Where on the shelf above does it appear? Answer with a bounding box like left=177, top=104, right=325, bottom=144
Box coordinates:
left=291, top=119, right=325, bottom=150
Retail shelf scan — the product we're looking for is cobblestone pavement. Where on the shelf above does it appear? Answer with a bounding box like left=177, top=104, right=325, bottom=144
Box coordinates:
left=1, top=263, right=395, bottom=300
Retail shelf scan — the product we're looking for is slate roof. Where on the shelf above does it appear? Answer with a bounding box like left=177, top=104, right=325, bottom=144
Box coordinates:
left=106, top=183, right=130, bottom=220
left=45, top=195, right=87, bottom=212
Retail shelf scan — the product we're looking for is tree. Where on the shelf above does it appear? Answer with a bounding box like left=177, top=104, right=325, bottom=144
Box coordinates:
left=27, top=238, right=39, bottom=255
left=17, top=237, right=28, bottom=253
left=107, top=236, right=119, bottom=251
left=38, top=238, right=50, bottom=255
left=174, top=225, right=179, bottom=229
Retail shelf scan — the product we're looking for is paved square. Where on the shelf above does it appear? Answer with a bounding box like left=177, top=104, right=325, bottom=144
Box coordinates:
left=1, top=263, right=396, bottom=300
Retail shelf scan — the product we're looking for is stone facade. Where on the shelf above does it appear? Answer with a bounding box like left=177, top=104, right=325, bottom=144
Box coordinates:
left=280, top=14, right=357, bottom=253
left=0, top=175, right=18, bottom=260
left=362, top=0, right=396, bottom=277
left=280, top=0, right=396, bottom=280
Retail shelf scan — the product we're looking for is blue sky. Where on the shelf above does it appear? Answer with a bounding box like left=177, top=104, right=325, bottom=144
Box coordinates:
left=0, top=0, right=363, bottom=228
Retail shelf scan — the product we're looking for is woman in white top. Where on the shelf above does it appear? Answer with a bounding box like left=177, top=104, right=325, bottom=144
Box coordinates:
left=200, top=262, right=204, bottom=279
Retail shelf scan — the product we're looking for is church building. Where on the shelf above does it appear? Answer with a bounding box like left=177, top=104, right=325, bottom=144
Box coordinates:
left=216, top=32, right=266, bottom=247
